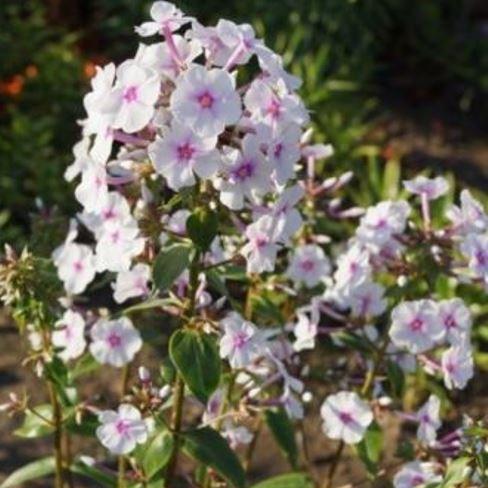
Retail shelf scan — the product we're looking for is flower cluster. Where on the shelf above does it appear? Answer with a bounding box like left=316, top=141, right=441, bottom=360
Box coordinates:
left=1, top=3, right=487, bottom=488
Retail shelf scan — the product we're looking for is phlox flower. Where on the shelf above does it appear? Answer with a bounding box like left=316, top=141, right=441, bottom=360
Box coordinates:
left=320, top=391, right=373, bottom=444
left=441, top=344, right=474, bottom=390
left=415, top=395, right=441, bottom=445
left=403, top=175, right=448, bottom=200
left=170, top=65, right=241, bottom=138
left=90, top=317, right=143, bottom=367
left=348, top=281, right=387, bottom=319
left=447, top=189, right=487, bottom=235
left=356, top=200, right=410, bottom=247
left=256, top=47, right=302, bottom=91
left=217, top=135, right=270, bottom=210
left=222, top=421, right=253, bottom=449
left=240, top=215, right=282, bottom=273
left=52, top=310, right=86, bottom=362
left=286, top=244, right=331, bottom=288
left=53, top=242, right=96, bottom=295
left=389, top=300, right=444, bottom=354
left=135, top=1, right=190, bottom=37
left=65, top=137, right=91, bottom=182
left=149, top=122, right=219, bottom=190
left=136, top=36, right=201, bottom=80
left=244, top=78, right=308, bottom=128
left=333, top=244, right=372, bottom=290
left=393, top=461, right=441, bottom=488
left=293, top=299, right=321, bottom=352
left=112, top=264, right=151, bottom=303
left=96, top=404, right=148, bottom=455
left=460, top=233, right=488, bottom=283
left=74, top=160, right=109, bottom=213
left=219, top=312, right=263, bottom=368
left=80, top=192, right=133, bottom=239
left=101, top=60, right=160, bottom=134
left=281, top=386, right=304, bottom=420
left=95, top=224, right=145, bottom=273
left=438, top=298, right=472, bottom=345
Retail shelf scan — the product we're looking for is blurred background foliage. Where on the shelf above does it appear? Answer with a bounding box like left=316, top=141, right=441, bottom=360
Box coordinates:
left=0, top=0, right=487, bottom=247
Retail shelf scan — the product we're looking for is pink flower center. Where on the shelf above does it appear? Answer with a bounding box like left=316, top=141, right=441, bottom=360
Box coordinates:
left=73, top=261, right=84, bottom=273
left=375, top=218, right=388, bottom=229
left=115, top=419, right=130, bottom=435
left=232, top=161, right=255, bottom=182
left=266, top=98, right=281, bottom=119
left=300, top=259, right=315, bottom=272
left=339, top=411, right=353, bottom=425
left=420, top=414, right=431, bottom=424
left=110, top=230, right=120, bottom=244
left=409, top=317, right=424, bottom=332
left=197, top=91, right=214, bottom=109
left=107, top=332, right=122, bottom=349
left=475, top=249, right=487, bottom=267
left=411, top=475, right=425, bottom=486
left=444, top=314, right=457, bottom=330
left=177, top=142, right=196, bottom=162
left=103, top=208, right=117, bottom=221
left=233, top=331, right=250, bottom=350
left=123, top=86, right=139, bottom=104
left=273, top=142, right=284, bottom=160
left=445, top=361, right=456, bottom=373
left=255, top=237, right=268, bottom=249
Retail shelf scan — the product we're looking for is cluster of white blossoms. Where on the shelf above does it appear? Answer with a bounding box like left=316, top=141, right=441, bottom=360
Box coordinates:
left=3, top=3, right=487, bottom=487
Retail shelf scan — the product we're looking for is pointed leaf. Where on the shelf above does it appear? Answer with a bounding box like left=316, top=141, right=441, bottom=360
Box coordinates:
left=250, top=473, right=313, bottom=488
left=169, top=329, right=221, bottom=403
left=0, top=457, right=55, bottom=488
left=153, top=244, right=192, bottom=292
left=264, top=408, right=298, bottom=468
left=186, top=208, right=218, bottom=251
left=183, top=427, right=246, bottom=488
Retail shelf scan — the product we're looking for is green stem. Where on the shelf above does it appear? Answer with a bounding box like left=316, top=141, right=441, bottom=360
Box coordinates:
left=118, top=364, right=130, bottom=488
left=165, top=251, right=201, bottom=486
left=47, top=382, right=65, bottom=488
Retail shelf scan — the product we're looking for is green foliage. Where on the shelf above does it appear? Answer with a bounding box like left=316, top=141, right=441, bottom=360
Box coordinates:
left=250, top=473, right=314, bottom=488
left=356, top=421, right=383, bottom=477
left=153, top=244, right=192, bottom=292
left=183, top=427, right=246, bottom=488
left=264, top=408, right=298, bottom=469
left=169, top=329, right=221, bottom=403
left=0, top=457, right=55, bottom=488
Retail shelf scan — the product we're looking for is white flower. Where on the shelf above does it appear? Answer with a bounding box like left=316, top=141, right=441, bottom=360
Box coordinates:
left=54, top=243, right=96, bottom=295
left=447, top=189, right=488, bottom=235
left=149, top=122, right=219, bottom=190
left=137, top=36, right=201, bottom=81
left=240, top=215, right=282, bottom=273
left=101, top=60, right=160, bottom=133
left=293, top=310, right=318, bottom=352
left=219, top=312, right=263, bottom=368
left=320, top=391, right=373, bottom=444
left=393, top=461, right=441, bottom=488
left=441, top=344, right=474, bottom=390
left=438, top=298, right=472, bottom=344
left=460, top=233, right=488, bottom=281
left=287, top=245, right=331, bottom=288
left=403, top=175, right=449, bottom=200
left=170, top=65, right=241, bottom=137
left=349, top=282, right=387, bottom=318
left=217, top=135, right=271, bottom=210
left=244, top=78, right=308, bottom=128
left=75, top=160, right=109, bottom=213
left=269, top=185, right=304, bottom=242
left=96, top=404, right=148, bottom=455
left=52, top=310, right=86, bottom=362
left=333, top=244, right=371, bottom=290
left=356, top=200, right=410, bottom=247
left=80, top=192, right=133, bottom=239
left=415, top=395, right=441, bottom=445
left=112, top=264, right=151, bottom=304
left=222, top=421, right=253, bottom=449
left=389, top=300, right=444, bottom=354
left=95, top=224, right=145, bottom=273
left=90, top=317, right=143, bottom=367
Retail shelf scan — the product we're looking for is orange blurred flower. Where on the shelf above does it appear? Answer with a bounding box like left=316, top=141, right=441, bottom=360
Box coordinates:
left=0, top=75, right=24, bottom=97
left=25, top=65, right=39, bottom=78
left=84, top=61, right=97, bottom=79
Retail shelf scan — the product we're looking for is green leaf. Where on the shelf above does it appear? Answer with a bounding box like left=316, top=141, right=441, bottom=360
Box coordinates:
left=70, top=459, right=117, bottom=487
left=387, top=360, right=405, bottom=399
left=250, top=473, right=313, bottom=488
left=440, top=457, right=470, bottom=487
left=169, top=329, right=221, bottom=403
left=0, top=457, right=55, bottom=487
left=356, top=421, right=383, bottom=476
left=153, top=244, right=192, bottom=292
left=264, top=408, right=298, bottom=468
left=122, top=298, right=176, bottom=315
left=381, top=158, right=401, bottom=200
left=14, top=405, right=54, bottom=438
left=186, top=208, right=218, bottom=251
left=141, top=429, right=174, bottom=479
left=183, top=427, right=246, bottom=488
